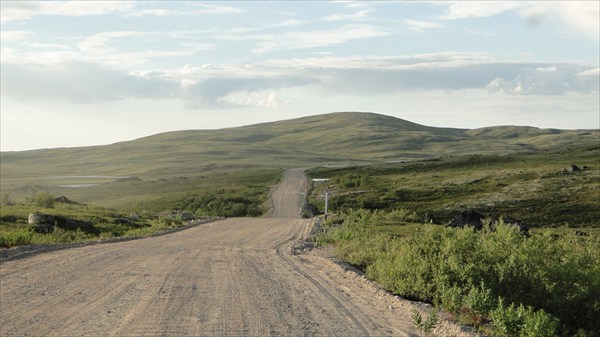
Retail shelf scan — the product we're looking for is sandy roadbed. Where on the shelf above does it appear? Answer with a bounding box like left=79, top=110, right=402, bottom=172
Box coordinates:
left=1, top=169, right=480, bottom=336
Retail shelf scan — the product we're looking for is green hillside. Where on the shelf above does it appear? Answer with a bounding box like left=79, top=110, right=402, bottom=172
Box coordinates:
left=1, top=112, right=598, bottom=208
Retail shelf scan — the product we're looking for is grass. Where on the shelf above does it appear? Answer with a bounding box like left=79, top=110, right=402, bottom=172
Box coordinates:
left=307, top=145, right=599, bottom=228
left=0, top=201, right=167, bottom=247
left=308, top=142, right=599, bottom=336
left=2, top=112, right=597, bottom=208
left=0, top=168, right=281, bottom=211
left=0, top=169, right=282, bottom=248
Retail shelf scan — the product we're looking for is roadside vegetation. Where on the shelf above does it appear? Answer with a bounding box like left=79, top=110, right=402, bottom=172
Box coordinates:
left=308, top=146, right=599, bottom=228
left=309, top=145, right=600, bottom=336
left=1, top=113, right=598, bottom=334
left=159, top=169, right=281, bottom=217
left=0, top=201, right=191, bottom=248
left=0, top=169, right=281, bottom=248
left=317, top=212, right=599, bottom=336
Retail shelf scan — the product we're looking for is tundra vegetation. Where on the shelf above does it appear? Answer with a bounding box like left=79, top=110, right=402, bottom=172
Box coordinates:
left=1, top=113, right=598, bottom=335
left=309, top=145, right=599, bottom=336
left=0, top=169, right=281, bottom=248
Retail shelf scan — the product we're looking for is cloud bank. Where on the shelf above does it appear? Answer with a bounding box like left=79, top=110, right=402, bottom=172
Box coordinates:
left=441, top=1, right=599, bottom=40
left=2, top=53, right=597, bottom=110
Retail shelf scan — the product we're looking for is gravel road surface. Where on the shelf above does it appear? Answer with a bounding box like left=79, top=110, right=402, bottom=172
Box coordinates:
left=1, top=169, right=476, bottom=337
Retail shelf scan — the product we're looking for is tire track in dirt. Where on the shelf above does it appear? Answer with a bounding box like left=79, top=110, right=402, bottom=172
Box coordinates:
left=1, top=169, right=478, bottom=337
left=273, top=225, right=373, bottom=336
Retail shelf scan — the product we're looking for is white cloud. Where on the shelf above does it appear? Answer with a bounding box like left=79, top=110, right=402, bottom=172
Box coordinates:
left=405, top=19, right=444, bottom=32
left=334, top=1, right=372, bottom=10
left=264, top=52, right=496, bottom=70
left=259, top=93, right=290, bottom=108
left=133, top=9, right=176, bottom=17
left=186, top=3, right=245, bottom=14
left=0, top=30, right=214, bottom=67
left=548, top=1, right=600, bottom=40
left=0, top=2, right=240, bottom=23
left=251, top=24, right=390, bottom=54
left=536, top=67, right=557, bottom=72
left=441, top=1, right=599, bottom=40
left=466, top=29, right=497, bottom=37
left=219, top=92, right=291, bottom=109
left=78, top=31, right=148, bottom=54
left=1, top=42, right=198, bottom=69
left=1, top=1, right=134, bottom=23
left=27, top=43, right=70, bottom=50
left=1, top=48, right=82, bottom=66
left=486, top=64, right=599, bottom=95
left=129, top=3, right=245, bottom=17
left=322, top=9, right=373, bottom=22
left=442, top=1, right=523, bottom=19
left=230, top=19, right=308, bottom=34
left=0, top=30, right=35, bottom=42
left=3, top=52, right=596, bottom=114
left=578, top=67, right=600, bottom=77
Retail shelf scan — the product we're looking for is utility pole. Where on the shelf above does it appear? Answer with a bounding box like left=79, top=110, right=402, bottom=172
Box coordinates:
left=324, top=190, right=329, bottom=220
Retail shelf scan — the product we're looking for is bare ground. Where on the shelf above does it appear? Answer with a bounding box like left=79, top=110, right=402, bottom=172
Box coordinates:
left=0, top=169, right=479, bottom=337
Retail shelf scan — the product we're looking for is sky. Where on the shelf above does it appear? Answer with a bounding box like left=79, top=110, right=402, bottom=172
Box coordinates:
left=1, top=1, right=599, bottom=151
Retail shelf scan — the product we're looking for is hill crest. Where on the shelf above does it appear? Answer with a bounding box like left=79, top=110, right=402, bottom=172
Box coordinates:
left=1, top=112, right=598, bottom=178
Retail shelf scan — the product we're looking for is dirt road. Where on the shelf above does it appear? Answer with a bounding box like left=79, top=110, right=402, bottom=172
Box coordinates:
left=267, top=168, right=308, bottom=219
left=1, top=169, right=475, bottom=337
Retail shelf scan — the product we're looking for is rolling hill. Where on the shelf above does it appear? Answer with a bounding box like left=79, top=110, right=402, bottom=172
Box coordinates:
left=1, top=112, right=598, bottom=207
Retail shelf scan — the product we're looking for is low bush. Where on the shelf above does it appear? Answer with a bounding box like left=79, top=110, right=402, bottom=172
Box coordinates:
left=178, top=188, right=265, bottom=217
left=30, top=227, right=94, bottom=244
left=32, top=191, right=55, bottom=208
left=319, top=211, right=600, bottom=336
left=331, top=173, right=370, bottom=189
left=412, top=309, right=438, bottom=337
left=490, top=298, right=559, bottom=337
left=463, top=283, right=496, bottom=326
left=0, top=228, right=33, bottom=247
left=307, top=149, right=600, bottom=228
left=0, top=203, right=187, bottom=248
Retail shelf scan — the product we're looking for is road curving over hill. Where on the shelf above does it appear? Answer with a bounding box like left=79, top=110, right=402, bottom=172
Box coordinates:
left=1, top=169, right=476, bottom=337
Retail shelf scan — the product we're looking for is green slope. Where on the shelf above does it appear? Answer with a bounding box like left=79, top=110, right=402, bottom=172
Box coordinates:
left=1, top=111, right=598, bottom=208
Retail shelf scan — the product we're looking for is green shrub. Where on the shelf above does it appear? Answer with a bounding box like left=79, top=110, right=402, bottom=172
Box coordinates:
left=521, top=307, right=559, bottom=337
left=490, top=298, right=525, bottom=336
left=30, top=227, right=93, bottom=244
left=464, top=283, right=496, bottom=326
left=332, top=173, right=369, bottom=189
left=32, top=191, right=55, bottom=208
left=0, top=228, right=33, bottom=247
left=336, top=233, right=389, bottom=269
left=1, top=192, right=14, bottom=206
left=329, top=218, right=599, bottom=334
left=412, top=309, right=438, bottom=337
left=179, top=188, right=265, bottom=217
left=491, top=298, right=559, bottom=337
left=436, top=284, right=463, bottom=315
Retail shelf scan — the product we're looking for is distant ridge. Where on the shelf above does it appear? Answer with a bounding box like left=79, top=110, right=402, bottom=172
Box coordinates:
left=1, top=112, right=598, bottom=178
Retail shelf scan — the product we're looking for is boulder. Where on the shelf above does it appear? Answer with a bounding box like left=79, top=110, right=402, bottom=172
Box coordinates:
left=53, top=196, right=79, bottom=204
left=33, top=224, right=54, bottom=234
left=164, top=211, right=194, bottom=221
left=562, top=164, right=581, bottom=174
left=53, top=215, right=95, bottom=232
left=446, top=210, right=485, bottom=230
left=28, top=212, right=55, bottom=225
left=114, top=217, right=134, bottom=225
left=447, top=211, right=528, bottom=233
left=494, top=216, right=529, bottom=233
left=28, top=212, right=95, bottom=233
